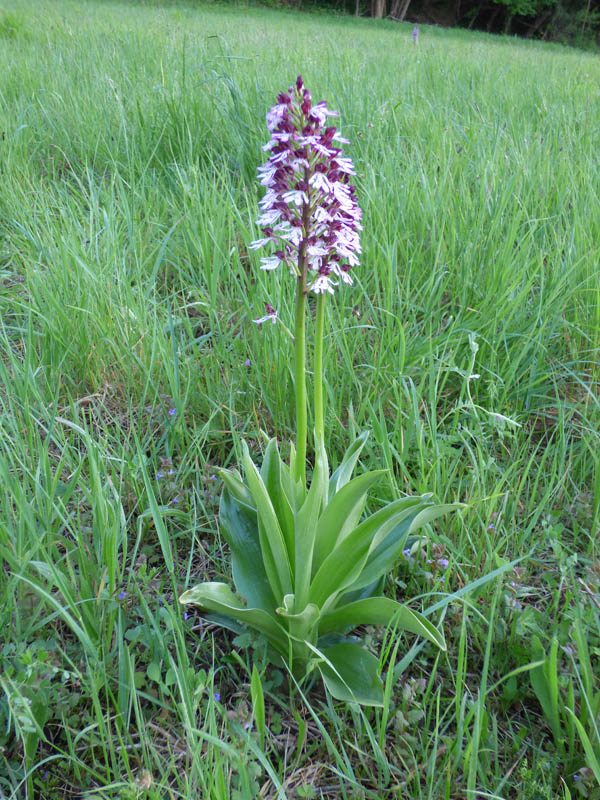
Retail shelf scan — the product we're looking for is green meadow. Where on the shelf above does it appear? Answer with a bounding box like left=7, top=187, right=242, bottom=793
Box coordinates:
left=1, top=0, right=599, bottom=797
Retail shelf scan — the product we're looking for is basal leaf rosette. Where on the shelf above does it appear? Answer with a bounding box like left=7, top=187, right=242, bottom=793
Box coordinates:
left=180, top=436, right=461, bottom=706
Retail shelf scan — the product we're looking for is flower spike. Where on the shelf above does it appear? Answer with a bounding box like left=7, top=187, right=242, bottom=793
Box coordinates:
left=251, top=77, right=362, bottom=295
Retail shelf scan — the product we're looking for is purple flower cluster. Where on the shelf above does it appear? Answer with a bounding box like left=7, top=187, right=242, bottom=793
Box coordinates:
left=250, top=76, right=361, bottom=296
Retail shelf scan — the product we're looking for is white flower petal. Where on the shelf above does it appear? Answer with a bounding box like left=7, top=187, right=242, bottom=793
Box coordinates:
left=260, top=256, right=282, bottom=271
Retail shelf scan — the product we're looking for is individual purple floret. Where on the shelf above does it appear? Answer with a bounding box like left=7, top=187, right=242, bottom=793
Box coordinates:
left=250, top=76, right=361, bottom=299
left=253, top=302, right=279, bottom=326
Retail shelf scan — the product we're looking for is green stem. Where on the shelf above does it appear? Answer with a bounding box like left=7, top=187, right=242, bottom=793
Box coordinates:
left=294, top=277, right=307, bottom=487
left=314, top=293, right=326, bottom=450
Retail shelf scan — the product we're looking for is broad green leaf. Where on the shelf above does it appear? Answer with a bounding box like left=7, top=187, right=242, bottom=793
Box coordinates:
left=279, top=458, right=299, bottom=513
left=312, top=470, right=386, bottom=572
left=220, top=468, right=255, bottom=509
left=309, top=497, right=424, bottom=610
left=315, top=642, right=383, bottom=707
left=242, top=441, right=293, bottom=598
left=276, top=594, right=320, bottom=643
left=407, top=504, right=464, bottom=534
left=347, top=502, right=461, bottom=596
left=261, top=439, right=295, bottom=557
left=179, top=582, right=289, bottom=654
left=219, top=489, right=276, bottom=612
left=294, top=437, right=328, bottom=609
left=328, top=432, right=369, bottom=500
left=319, top=597, right=446, bottom=650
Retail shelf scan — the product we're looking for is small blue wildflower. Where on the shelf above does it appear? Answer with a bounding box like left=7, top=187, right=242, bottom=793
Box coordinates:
left=437, top=558, right=449, bottom=568
left=168, top=408, right=176, bottom=417
left=42, top=771, right=48, bottom=781
left=244, top=358, right=251, bottom=367
left=184, top=612, right=190, bottom=620
left=209, top=474, right=217, bottom=482
left=167, top=468, right=175, bottom=476
left=487, top=523, right=495, bottom=530
left=118, top=591, right=127, bottom=600
left=214, top=692, right=221, bottom=702
left=171, top=496, right=181, bottom=504
left=403, top=548, right=412, bottom=559
left=573, top=774, right=582, bottom=781
left=156, top=472, right=164, bottom=480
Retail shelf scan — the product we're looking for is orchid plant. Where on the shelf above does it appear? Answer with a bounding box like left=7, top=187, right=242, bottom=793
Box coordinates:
left=180, top=77, right=459, bottom=706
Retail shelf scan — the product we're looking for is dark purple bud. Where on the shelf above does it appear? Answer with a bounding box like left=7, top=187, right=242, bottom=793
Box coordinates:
left=301, top=101, right=311, bottom=116
left=296, top=75, right=303, bottom=91
left=277, top=92, right=291, bottom=105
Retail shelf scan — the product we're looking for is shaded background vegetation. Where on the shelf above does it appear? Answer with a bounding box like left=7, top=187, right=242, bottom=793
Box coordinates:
left=146, top=0, right=600, bottom=46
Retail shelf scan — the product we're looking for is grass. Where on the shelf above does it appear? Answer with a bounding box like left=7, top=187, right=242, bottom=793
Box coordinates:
left=0, top=0, right=599, bottom=797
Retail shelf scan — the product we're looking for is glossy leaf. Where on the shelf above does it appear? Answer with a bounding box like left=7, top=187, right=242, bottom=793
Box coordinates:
left=315, top=641, right=383, bottom=706
left=319, top=596, right=446, bottom=650
left=312, top=470, right=386, bottom=571
left=347, top=502, right=462, bottom=595
left=294, top=437, right=328, bottom=609
left=261, top=438, right=295, bottom=559
left=328, top=432, right=369, bottom=500
left=242, top=441, right=293, bottom=598
left=179, top=581, right=289, bottom=654
left=220, top=468, right=255, bottom=510
left=219, top=489, right=276, bottom=612
left=276, top=594, right=320, bottom=644
left=309, top=497, right=425, bottom=610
